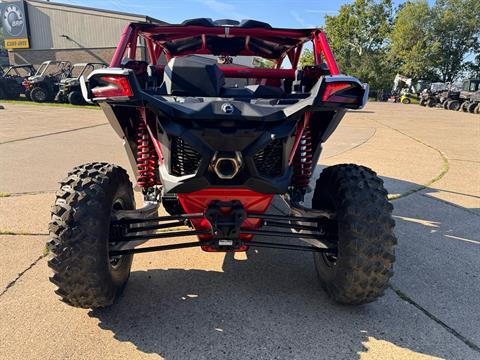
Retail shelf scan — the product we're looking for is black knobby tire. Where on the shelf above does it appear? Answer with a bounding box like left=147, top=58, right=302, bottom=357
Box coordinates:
left=312, top=164, right=397, bottom=305
left=475, top=104, right=480, bottom=114
left=68, top=91, right=85, bottom=105
left=426, top=98, right=436, bottom=108
left=30, top=86, right=50, bottom=103
left=460, top=101, right=469, bottom=112
left=448, top=100, right=460, bottom=111
left=47, top=162, right=135, bottom=308
left=442, top=100, right=449, bottom=109
left=419, top=99, right=427, bottom=106
left=466, top=102, right=477, bottom=114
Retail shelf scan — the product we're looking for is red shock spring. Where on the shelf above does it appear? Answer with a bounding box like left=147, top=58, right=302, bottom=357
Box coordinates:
left=292, top=125, right=313, bottom=190
left=136, top=122, right=158, bottom=188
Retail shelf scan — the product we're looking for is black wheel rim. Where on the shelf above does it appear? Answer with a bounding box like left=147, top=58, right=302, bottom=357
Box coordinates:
left=35, top=89, right=47, bottom=101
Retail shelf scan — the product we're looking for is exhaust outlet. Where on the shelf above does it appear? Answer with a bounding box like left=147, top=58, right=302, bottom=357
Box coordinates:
left=212, top=152, right=242, bottom=179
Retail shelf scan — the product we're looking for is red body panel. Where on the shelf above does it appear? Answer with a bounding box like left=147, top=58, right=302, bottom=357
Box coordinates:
left=178, top=189, right=273, bottom=250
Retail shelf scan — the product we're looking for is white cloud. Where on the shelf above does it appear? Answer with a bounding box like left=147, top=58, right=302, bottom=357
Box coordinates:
left=290, top=10, right=315, bottom=28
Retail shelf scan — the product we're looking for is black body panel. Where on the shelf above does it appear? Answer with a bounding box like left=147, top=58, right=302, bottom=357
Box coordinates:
left=84, top=62, right=367, bottom=195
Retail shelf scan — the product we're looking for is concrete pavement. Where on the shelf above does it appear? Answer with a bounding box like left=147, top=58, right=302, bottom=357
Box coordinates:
left=0, top=102, right=479, bottom=359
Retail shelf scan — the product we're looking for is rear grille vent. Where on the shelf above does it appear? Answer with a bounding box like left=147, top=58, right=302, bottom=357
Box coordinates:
left=253, top=139, right=283, bottom=177
left=170, top=136, right=202, bottom=176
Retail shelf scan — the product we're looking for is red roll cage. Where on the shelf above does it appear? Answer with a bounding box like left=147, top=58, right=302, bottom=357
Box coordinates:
left=110, top=22, right=340, bottom=79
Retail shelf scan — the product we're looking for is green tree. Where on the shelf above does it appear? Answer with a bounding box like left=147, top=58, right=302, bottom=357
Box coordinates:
left=430, top=0, right=480, bottom=82
left=299, top=48, right=314, bottom=68
left=465, top=54, right=480, bottom=78
left=324, top=0, right=394, bottom=90
left=253, top=57, right=274, bottom=68
left=389, top=0, right=438, bottom=80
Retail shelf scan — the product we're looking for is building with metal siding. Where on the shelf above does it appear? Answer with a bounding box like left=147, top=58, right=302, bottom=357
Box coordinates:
left=6, top=0, right=165, bottom=66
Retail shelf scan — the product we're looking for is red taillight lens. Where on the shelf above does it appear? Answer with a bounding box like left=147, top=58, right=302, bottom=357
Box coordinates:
left=91, top=75, right=133, bottom=98
left=322, top=82, right=353, bottom=102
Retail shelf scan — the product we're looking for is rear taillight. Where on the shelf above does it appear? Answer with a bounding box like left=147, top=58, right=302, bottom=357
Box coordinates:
left=322, top=82, right=356, bottom=103
left=91, top=75, right=133, bottom=98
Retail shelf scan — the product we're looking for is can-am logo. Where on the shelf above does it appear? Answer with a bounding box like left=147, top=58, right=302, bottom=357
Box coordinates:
left=2, top=4, right=25, bottom=37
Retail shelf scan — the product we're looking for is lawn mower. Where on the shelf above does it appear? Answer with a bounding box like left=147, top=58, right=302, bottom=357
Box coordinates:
left=0, top=64, right=36, bottom=99
left=23, top=60, right=72, bottom=102
left=55, top=62, right=107, bottom=105
left=47, top=19, right=396, bottom=309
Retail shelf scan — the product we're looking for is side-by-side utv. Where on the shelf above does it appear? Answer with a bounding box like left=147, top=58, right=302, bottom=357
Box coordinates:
left=0, top=64, right=36, bottom=99
left=23, top=60, right=72, bottom=102
left=55, top=62, right=107, bottom=105
left=47, top=19, right=396, bottom=309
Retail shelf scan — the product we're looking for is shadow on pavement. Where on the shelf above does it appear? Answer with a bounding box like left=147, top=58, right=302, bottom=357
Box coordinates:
left=88, top=177, right=480, bottom=359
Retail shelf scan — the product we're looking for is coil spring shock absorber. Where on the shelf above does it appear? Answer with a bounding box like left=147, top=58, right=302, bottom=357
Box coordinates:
left=136, top=122, right=158, bottom=188
left=292, top=125, right=313, bottom=192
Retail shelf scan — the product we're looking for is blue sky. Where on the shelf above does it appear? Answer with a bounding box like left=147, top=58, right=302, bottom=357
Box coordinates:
left=58, top=0, right=434, bottom=28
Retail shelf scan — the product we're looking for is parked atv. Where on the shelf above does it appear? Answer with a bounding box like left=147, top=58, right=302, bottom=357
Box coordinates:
left=442, top=89, right=462, bottom=110
left=0, top=64, right=36, bottom=99
left=47, top=19, right=396, bottom=309
left=419, top=83, right=448, bottom=108
left=23, top=61, right=72, bottom=103
left=55, top=62, right=106, bottom=105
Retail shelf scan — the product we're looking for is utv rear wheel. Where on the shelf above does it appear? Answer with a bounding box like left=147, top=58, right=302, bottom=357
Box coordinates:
left=401, top=97, right=411, bottom=104
left=312, top=164, right=396, bottom=305
left=47, top=162, right=135, bottom=308
left=30, top=86, right=49, bottom=103
left=68, top=91, right=85, bottom=105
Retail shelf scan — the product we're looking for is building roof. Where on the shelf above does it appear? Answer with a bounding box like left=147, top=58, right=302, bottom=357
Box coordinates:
left=26, top=0, right=167, bottom=24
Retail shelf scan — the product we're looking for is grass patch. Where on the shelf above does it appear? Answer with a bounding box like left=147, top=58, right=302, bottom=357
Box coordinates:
left=0, top=192, right=11, bottom=197
left=0, top=99, right=99, bottom=110
left=0, top=228, right=48, bottom=236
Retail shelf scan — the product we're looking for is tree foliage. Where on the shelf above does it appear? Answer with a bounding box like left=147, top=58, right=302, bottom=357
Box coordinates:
left=253, top=57, right=275, bottom=68
left=389, top=0, right=438, bottom=80
left=465, top=54, right=480, bottom=78
left=430, top=0, right=480, bottom=82
left=324, top=0, right=394, bottom=90
left=320, top=0, right=480, bottom=89
left=299, top=48, right=314, bottom=68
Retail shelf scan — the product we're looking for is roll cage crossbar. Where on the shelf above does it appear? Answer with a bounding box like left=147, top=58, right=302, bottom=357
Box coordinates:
left=110, top=23, right=340, bottom=76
